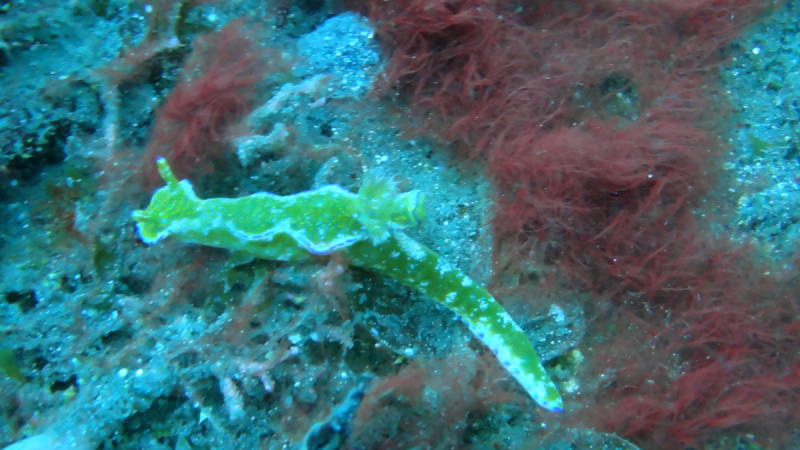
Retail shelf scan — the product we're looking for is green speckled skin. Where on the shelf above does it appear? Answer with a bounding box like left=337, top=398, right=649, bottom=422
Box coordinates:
left=345, top=234, right=563, bottom=411
left=132, top=158, right=563, bottom=412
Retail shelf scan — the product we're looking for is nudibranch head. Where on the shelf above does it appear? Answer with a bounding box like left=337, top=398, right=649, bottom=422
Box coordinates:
left=132, top=158, right=201, bottom=244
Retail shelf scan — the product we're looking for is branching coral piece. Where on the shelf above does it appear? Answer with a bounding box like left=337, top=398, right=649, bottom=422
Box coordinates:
left=132, top=158, right=563, bottom=412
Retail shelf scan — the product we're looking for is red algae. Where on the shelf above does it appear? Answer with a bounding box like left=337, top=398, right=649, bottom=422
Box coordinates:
left=351, top=0, right=795, bottom=447
left=143, top=20, right=266, bottom=188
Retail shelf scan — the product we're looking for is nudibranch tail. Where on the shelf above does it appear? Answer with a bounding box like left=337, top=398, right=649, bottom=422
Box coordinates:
left=344, top=233, right=564, bottom=413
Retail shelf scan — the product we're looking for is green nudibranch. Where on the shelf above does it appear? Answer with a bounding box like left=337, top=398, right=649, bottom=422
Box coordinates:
left=132, top=158, right=563, bottom=412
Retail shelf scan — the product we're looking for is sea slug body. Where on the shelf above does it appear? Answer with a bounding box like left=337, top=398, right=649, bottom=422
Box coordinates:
left=132, top=158, right=563, bottom=412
